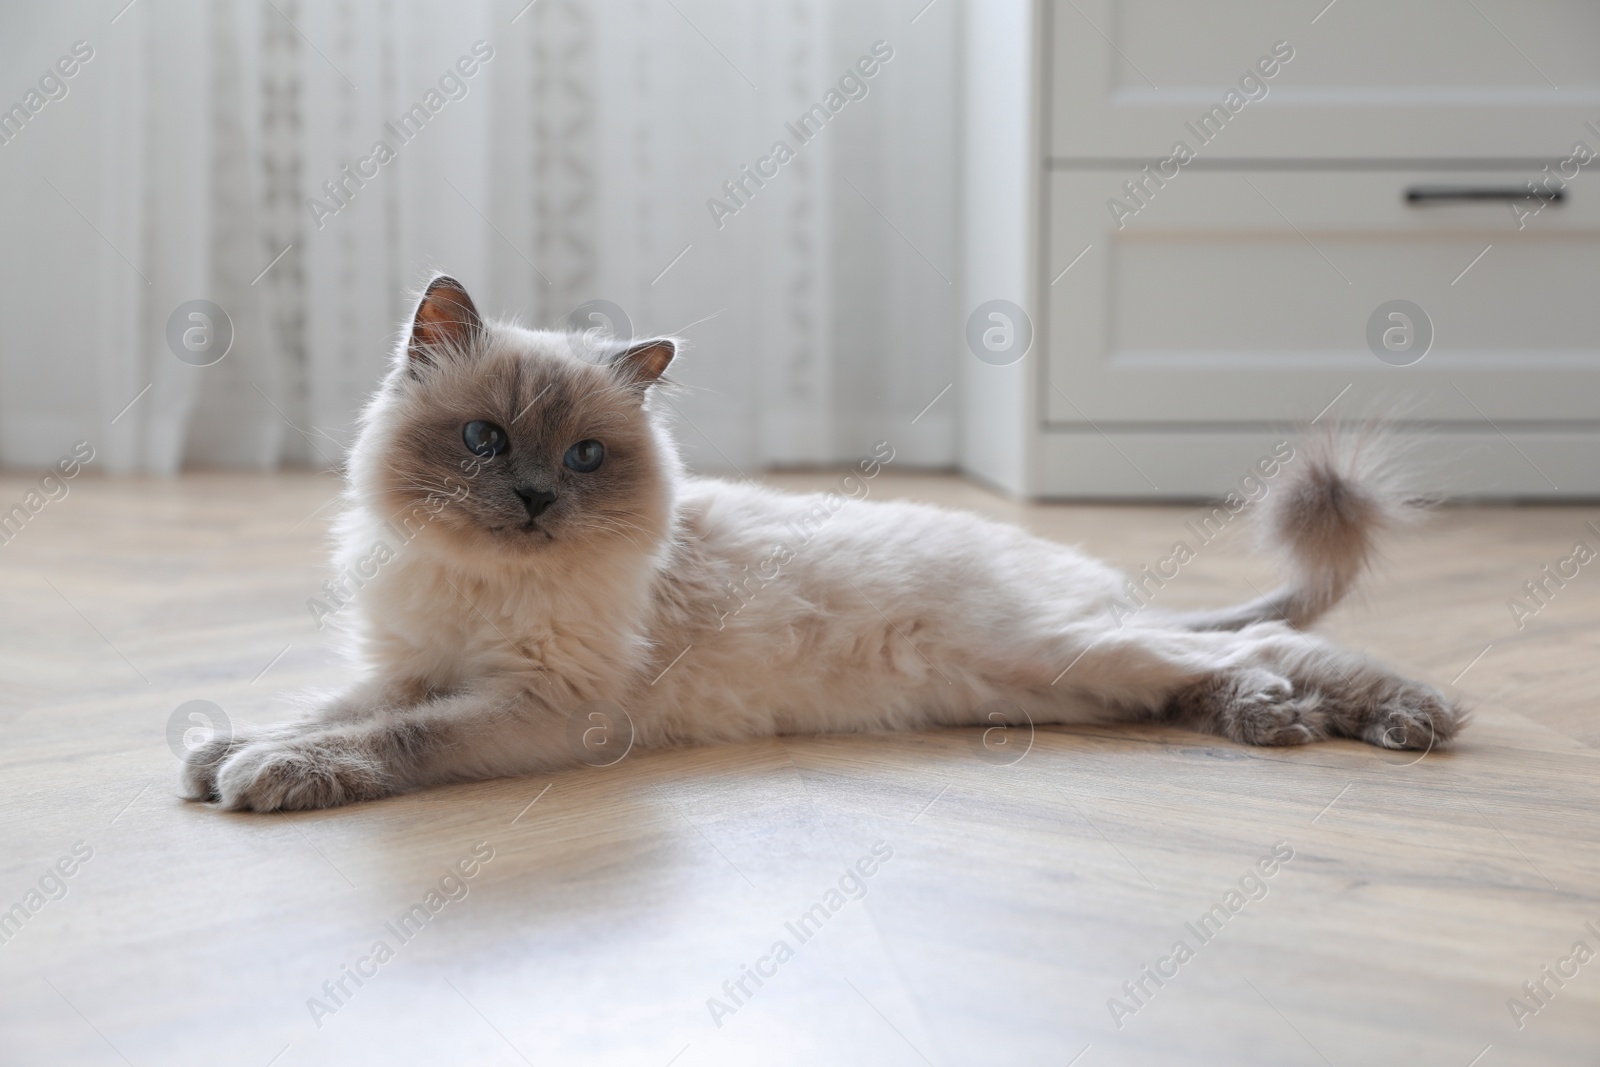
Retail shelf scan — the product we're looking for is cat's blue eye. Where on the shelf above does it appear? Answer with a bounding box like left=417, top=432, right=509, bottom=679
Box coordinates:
left=564, top=439, right=604, bottom=473
left=462, top=420, right=508, bottom=458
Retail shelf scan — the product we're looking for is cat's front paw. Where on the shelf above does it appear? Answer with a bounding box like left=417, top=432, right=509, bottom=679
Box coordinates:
left=214, top=735, right=389, bottom=812
left=180, top=733, right=243, bottom=802
left=179, top=722, right=300, bottom=802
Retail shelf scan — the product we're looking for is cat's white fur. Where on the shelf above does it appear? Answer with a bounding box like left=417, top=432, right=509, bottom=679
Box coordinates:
left=182, top=277, right=1465, bottom=811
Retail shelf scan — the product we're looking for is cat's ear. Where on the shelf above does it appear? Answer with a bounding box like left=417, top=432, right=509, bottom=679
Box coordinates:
left=610, top=338, right=677, bottom=391
left=405, top=274, right=483, bottom=374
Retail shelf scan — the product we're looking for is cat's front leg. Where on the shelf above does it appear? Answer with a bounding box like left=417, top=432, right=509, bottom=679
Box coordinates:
left=209, top=684, right=575, bottom=812
left=178, top=675, right=446, bottom=803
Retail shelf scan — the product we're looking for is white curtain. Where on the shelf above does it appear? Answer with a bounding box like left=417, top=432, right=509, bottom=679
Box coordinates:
left=0, top=0, right=959, bottom=475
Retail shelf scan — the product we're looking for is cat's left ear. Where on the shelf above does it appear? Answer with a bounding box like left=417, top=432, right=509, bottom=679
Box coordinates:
left=405, top=274, right=483, bottom=375
left=610, top=338, right=677, bottom=391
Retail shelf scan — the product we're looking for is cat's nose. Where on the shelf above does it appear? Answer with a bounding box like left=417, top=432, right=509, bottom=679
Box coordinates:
left=514, top=486, right=556, bottom=521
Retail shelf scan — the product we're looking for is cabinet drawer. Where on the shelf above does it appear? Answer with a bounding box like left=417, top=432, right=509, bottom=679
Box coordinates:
left=1048, top=0, right=1600, bottom=159
left=1043, top=168, right=1600, bottom=425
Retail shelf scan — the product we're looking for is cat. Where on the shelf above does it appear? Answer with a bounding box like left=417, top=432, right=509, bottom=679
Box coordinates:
left=182, top=275, right=1466, bottom=811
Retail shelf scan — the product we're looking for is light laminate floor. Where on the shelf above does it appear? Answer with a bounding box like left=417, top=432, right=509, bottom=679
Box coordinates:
left=0, top=470, right=1596, bottom=1066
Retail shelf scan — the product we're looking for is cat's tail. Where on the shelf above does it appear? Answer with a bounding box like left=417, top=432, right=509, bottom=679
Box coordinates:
left=1172, top=426, right=1425, bottom=631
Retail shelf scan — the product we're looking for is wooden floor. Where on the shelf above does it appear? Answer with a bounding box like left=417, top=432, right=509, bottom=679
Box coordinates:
left=1, top=470, right=1597, bottom=1066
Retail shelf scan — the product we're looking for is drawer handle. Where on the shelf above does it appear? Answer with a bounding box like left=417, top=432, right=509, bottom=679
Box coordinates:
left=1405, top=184, right=1563, bottom=204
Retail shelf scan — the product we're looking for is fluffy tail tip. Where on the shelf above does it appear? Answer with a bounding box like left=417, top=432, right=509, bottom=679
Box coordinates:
left=1261, top=425, right=1427, bottom=626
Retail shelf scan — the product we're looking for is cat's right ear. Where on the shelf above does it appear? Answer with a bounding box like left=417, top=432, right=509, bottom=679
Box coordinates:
left=405, top=274, right=483, bottom=377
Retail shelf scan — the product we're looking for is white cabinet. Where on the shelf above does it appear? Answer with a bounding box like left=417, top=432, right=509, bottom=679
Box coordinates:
left=960, top=0, right=1600, bottom=498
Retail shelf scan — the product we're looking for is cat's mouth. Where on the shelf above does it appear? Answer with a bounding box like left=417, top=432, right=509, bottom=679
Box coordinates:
left=482, top=520, right=554, bottom=541
left=478, top=498, right=565, bottom=540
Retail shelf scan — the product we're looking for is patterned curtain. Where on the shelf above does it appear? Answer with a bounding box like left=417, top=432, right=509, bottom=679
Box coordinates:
left=0, top=0, right=959, bottom=474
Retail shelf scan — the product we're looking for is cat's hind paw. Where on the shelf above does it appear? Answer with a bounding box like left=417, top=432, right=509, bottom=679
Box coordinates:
left=1172, top=667, right=1330, bottom=747
left=1360, top=683, right=1467, bottom=751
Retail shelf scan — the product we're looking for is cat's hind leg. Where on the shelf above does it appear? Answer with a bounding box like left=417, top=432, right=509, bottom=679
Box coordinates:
left=967, top=620, right=1328, bottom=734
left=1262, top=636, right=1466, bottom=750
left=1162, top=623, right=1465, bottom=750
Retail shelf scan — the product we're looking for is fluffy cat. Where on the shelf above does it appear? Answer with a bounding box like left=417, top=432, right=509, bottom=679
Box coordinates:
left=182, top=275, right=1466, bottom=811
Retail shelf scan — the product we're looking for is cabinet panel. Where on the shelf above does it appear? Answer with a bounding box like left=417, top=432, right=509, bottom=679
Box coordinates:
left=1049, top=0, right=1600, bottom=159
left=1043, top=169, right=1600, bottom=424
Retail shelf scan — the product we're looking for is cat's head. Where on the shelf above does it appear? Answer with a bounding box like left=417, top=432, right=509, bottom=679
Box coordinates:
left=349, top=275, right=682, bottom=561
